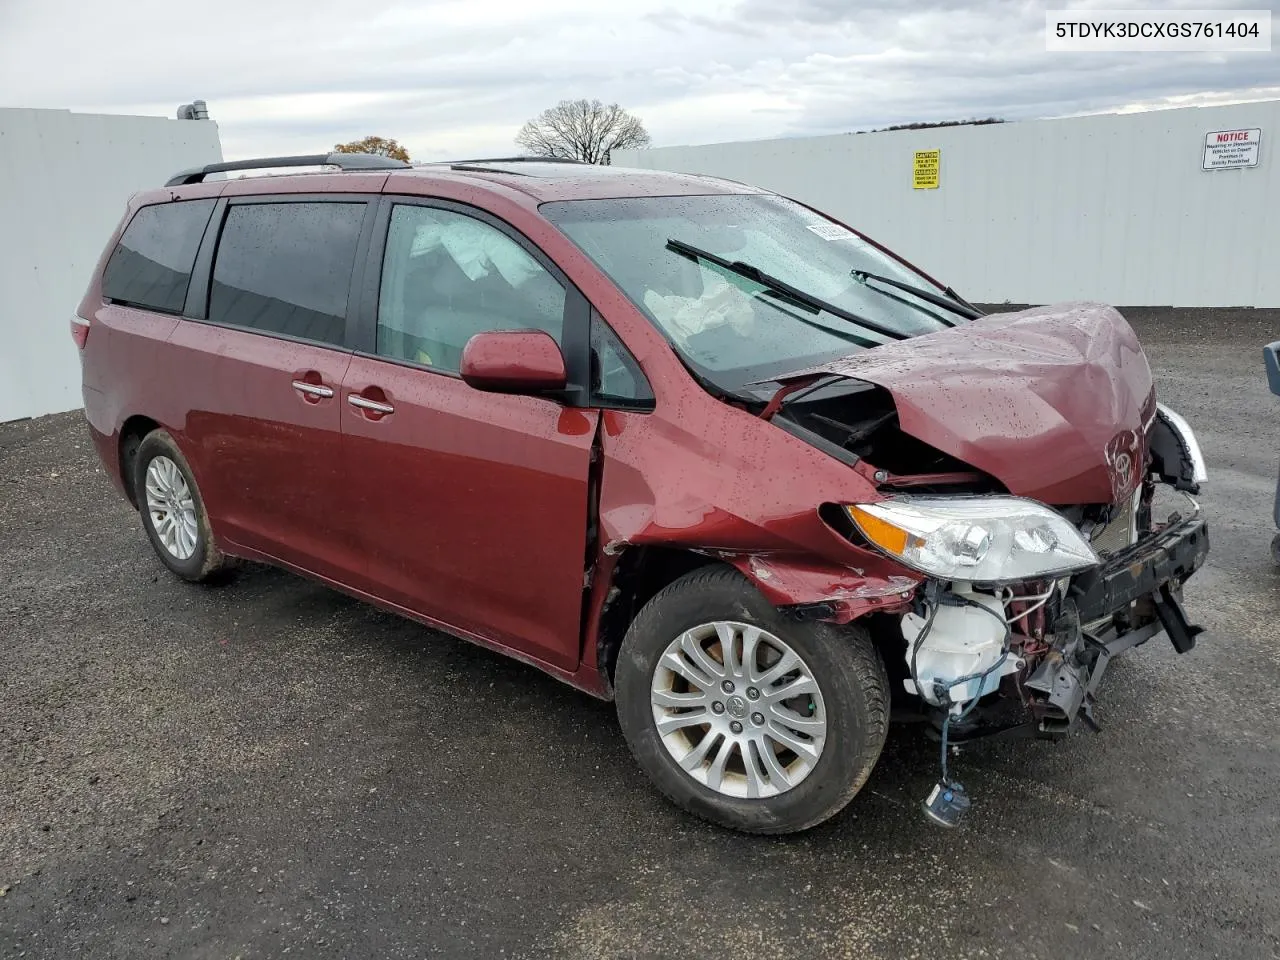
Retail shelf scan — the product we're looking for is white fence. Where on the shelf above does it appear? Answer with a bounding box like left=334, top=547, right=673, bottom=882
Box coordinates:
left=0, top=109, right=222, bottom=423
left=616, top=101, right=1280, bottom=309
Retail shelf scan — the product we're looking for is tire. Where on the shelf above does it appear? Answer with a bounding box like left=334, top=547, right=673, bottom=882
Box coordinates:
left=614, top=566, right=889, bottom=834
left=1272, top=533, right=1280, bottom=566
left=133, top=430, right=233, bottom=583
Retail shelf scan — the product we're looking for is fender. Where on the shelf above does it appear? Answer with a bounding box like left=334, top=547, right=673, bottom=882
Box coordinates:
left=577, top=402, right=919, bottom=695
left=723, top=554, right=918, bottom=623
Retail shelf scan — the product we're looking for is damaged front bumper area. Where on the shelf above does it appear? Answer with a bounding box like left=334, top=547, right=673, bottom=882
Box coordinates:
left=1021, top=503, right=1210, bottom=737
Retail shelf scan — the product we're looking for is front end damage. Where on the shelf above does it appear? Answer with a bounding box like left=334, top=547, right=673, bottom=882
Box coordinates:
left=589, top=301, right=1210, bottom=825
left=891, top=489, right=1208, bottom=748
left=817, top=398, right=1214, bottom=748
left=1032, top=498, right=1207, bottom=733
left=762, top=304, right=1214, bottom=822
left=846, top=481, right=1209, bottom=827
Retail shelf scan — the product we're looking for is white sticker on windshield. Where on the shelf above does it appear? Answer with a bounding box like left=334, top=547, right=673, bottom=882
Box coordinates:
left=806, top=221, right=857, bottom=241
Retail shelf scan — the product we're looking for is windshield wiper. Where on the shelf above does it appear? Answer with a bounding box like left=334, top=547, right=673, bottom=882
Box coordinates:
left=850, top=270, right=983, bottom=323
left=666, top=238, right=909, bottom=342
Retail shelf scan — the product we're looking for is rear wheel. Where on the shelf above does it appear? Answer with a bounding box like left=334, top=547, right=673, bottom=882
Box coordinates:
left=133, top=431, right=233, bottom=583
left=614, top=566, right=889, bottom=834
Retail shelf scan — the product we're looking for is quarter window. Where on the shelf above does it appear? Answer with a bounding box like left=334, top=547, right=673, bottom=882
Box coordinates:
left=208, top=202, right=365, bottom=347
left=102, top=199, right=216, bottom=314
left=591, top=314, right=654, bottom=408
left=376, top=205, right=566, bottom=373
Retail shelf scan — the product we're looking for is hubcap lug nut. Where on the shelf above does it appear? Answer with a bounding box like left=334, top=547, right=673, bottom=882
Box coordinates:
left=721, top=680, right=735, bottom=694
left=729, top=720, right=743, bottom=734
left=711, top=701, right=725, bottom=715
left=751, top=712, right=764, bottom=725
left=746, top=687, right=759, bottom=700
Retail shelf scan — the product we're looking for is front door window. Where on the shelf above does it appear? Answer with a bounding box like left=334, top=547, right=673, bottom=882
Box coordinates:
left=376, top=204, right=567, bottom=372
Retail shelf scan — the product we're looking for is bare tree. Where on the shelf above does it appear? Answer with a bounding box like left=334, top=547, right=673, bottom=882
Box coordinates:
left=515, top=100, right=651, bottom=164
left=333, top=136, right=410, bottom=162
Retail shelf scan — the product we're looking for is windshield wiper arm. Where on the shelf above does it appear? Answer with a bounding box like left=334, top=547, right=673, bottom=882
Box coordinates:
left=944, top=285, right=982, bottom=315
left=666, top=238, right=909, bottom=342
left=850, top=270, right=983, bottom=322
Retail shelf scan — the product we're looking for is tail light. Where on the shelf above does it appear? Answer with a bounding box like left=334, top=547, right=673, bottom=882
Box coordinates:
left=71, top=314, right=91, bottom=349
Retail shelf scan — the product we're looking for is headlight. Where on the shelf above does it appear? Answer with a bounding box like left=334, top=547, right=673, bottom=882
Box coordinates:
left=846, top=496, right=1099, bottom=583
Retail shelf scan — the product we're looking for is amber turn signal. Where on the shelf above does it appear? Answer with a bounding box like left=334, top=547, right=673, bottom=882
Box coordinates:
left=846, top=504, right=911, bottom=555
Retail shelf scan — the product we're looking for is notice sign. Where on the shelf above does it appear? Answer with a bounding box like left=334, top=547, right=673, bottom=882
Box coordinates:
left=1203, top=128, right=1261, bottom=170
left=913, top=149, right=940, bottom=189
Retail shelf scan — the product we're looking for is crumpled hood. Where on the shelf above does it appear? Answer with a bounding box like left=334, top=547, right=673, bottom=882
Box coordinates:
left=798, top=302, right=1156, bottom=505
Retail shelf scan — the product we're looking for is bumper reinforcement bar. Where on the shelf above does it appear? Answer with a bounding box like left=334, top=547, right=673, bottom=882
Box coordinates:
left=1019, top=509, right=1210, bottom=738
left=1069, top=509, right=1209, bottom=625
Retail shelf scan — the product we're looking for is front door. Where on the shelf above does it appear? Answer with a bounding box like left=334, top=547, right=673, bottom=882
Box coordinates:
left=168, top=197, right=371, bottom=582
left=341, top=200, right=598, bottom=670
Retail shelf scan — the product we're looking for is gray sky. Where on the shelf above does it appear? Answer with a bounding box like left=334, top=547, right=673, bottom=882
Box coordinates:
left=1, top=0, right=1276, bottom=161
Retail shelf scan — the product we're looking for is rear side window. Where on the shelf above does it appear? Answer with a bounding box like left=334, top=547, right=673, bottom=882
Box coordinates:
left=208, top=202, right=365, bottom=347
left=102, top=199, right=216, bottom=314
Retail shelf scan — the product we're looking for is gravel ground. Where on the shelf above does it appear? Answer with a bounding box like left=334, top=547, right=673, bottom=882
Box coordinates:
left=1, top=308, right=1278, bottom=959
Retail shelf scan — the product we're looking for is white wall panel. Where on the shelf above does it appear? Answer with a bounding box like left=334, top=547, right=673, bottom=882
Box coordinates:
left=615, top=102, right=1280, bottom=310
left=0, top=109, right=222, bottom=423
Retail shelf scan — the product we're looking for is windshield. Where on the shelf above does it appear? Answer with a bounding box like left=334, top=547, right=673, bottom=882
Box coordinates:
left=541, top=193, right=955, bottom=390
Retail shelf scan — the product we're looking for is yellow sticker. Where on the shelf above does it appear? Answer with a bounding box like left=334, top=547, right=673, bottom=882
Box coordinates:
left=913, top=149, right=940, bottom=190
left=416, top=350, right=433, bottom=366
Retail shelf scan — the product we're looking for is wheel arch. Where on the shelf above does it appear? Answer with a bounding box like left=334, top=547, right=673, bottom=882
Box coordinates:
left=593, top=545, right=726, bottom=693
left=589, top=542, right=919, bottom=695
left=118, top=414, right=162, bottom=508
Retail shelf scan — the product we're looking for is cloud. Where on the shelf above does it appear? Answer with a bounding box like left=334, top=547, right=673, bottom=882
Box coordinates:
left=0, top=0, right=1275, bottom=160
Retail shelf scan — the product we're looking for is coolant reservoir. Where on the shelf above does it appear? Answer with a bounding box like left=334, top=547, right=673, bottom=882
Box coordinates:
left=901, top=588, right=1013, bottom=708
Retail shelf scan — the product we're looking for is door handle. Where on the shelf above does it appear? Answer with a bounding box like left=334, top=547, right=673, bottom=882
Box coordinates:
left=292, top=380, right=334, bottom=399
left=348, top=394, right=395, bottom=415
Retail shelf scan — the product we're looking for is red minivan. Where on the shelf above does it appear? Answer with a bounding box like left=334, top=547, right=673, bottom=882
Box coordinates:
left=77, top=153, right=1210, bottom=833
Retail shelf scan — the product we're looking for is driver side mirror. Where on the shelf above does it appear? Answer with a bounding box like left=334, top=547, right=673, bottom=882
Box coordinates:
left=460, top=330, right=568, bottom=394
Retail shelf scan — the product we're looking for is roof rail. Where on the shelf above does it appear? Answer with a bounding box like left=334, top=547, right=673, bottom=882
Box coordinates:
left=164, top=152, right=410, bottom=187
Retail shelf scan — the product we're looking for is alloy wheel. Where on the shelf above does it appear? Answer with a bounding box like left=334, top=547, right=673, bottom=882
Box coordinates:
left=144, top=455, right=199, bottom=561
left=650, top=621, right=827, bottom=799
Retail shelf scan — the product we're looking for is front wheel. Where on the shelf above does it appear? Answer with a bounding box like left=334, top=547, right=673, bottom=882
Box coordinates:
left=614, top=567, right=889, bottom=834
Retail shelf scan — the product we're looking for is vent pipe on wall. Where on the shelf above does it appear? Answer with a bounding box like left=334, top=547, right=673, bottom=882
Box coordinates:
left=176, top=100, right=209, bottom=120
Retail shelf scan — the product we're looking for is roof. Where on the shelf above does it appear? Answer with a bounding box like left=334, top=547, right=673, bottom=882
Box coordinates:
left=397, top=161, right=763, bottom=202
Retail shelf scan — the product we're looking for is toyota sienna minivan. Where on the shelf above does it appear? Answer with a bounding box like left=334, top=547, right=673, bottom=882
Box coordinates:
left=76, top=152, right=1210, bottom=833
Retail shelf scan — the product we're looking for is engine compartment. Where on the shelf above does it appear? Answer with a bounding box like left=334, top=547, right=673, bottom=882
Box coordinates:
left=773, top=380, right=1006, bottom=494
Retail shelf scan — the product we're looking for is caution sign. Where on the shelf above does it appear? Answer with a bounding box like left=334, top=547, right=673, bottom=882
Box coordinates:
left=1203, top=128, right=1260, bottom=170
left=913, top=149, right=940, bottom=189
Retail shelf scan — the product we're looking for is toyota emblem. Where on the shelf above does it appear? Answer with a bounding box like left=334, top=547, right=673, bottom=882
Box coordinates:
left=1113, top=451, right=1133, bottom=492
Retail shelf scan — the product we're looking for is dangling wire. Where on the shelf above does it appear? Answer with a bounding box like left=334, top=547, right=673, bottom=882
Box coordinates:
left=908, top=581, right=943, bottom=700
